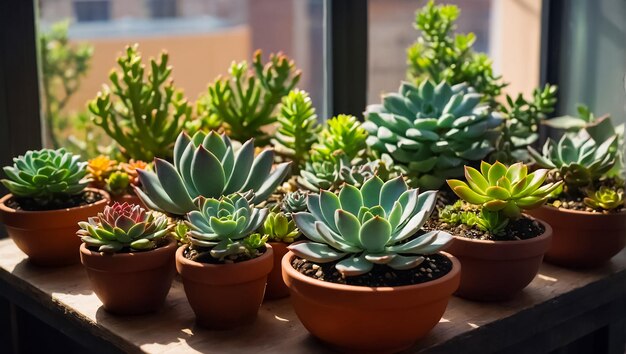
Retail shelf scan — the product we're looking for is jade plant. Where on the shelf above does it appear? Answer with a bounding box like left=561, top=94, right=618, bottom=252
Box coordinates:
left=185, top=193, right=269, bottom=261
left=78, top=202, right=171, bottom=252
left=261, top=211, right=300, bottom=243
left=197, top=50, right=301, bottom=145
left=364, top=80, right=502, bottom=189
left=584, top=186, right=624, bottom=211
left=290, top=175, right=453, bottom=276
left=2, top=148, right=89, bottom=205
left=134, top=131, right=291, bottom=215
left=88, top=45, right=191, bottom=161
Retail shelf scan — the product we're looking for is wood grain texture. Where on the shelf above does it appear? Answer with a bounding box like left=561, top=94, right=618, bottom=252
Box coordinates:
left=0, top=238, right=624, bottom=353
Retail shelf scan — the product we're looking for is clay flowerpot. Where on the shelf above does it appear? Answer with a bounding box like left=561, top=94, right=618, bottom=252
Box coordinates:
left=0, top=188, right=110, bottom=266
left=527, top=206, right=626, bottom=268
left=264, top=242, right=290, bottom=300
left=282, top=252, right=460, bottom=353
left=176, top=244, right=274, bottom=329
left=80, top=237, right=177, bottom=315
left=445, top=219, right=552, bottom=301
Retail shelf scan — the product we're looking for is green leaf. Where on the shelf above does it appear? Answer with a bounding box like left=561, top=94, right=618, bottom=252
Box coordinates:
left=359, top=216, right=391, bottom=253
left=335, top=254, right=373, bottom=277
left=288, top=242, right=346, bottom=263
left=191, top=146, right=226, bottom=198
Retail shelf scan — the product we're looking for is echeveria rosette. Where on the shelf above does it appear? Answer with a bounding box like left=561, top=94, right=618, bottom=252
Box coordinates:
left=262, top=211, right=300, bottom=243
left=448, top=161, right=563, bottom=219
left=77, top=202, right=171, bottom=253
left=134, top=131, right=291, bottom=215
left=528, top=134, right=617, bottom=189
left=584, top=186, right=624, bottom=211
left=185, top=193, right=269, bottom=260
left=282, top=190, right=308, bottom=214
left=363, top=80, right=503, bottom=190
left=2, top=148, right=89, bottom=202
left=290, top=175, right=453, bottom=277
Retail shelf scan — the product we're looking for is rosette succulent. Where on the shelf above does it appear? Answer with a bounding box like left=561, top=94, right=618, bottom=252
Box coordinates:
left=282, top=190, right=308, bottom=214
left=87, top=155, right=117, bottom=188
left=77, top=202, right=171, bottom=252
left=261, top=211, right=300, bottom=243
left=528, top=134, right=617, bottom=189
left=290, top=175, right=453, bottom=277
left=185, top=193, right=269, bottom=260
left=584, top=186, right=624, bottom=211
left=297, top=157, right=343, bottom=192
left=447, top=161, right=563, bottom=218
left=134, top=131, right=291, bottom=215
left=364, top=80, right=502, bottom=189
left=2, top=148, right=89, bottom=203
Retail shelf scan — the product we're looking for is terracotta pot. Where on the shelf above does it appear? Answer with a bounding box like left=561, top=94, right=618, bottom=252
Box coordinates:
left=527, top=206, right=626, bottom=268
left=80, top=237, right=177, bottom=315
left=445, top=218, right=552, bottom=301
left=176, top=244, right=273, bottom=329
left=0, top=188, right=110, bottom=266
left=282, top=251, right=460, bottom=353
left=110, top=193, right=143, bottom=207
left=264, top=242, right=290, bottom=300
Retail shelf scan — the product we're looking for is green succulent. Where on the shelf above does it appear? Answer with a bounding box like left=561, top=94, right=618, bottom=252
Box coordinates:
left=88, top=45, right=191, bottom=161
left=134, top=131, right=291, bottom=215
left=438, top=200, right=479, bottom=226
left=185, top=193, right=269, bottom=260
left=528, top=134, right=617, bottom=189
left=584, top=186, right=624, bottom=211
left=297, top=155, right=343, bottom=192
left=475, top=209, right=509, bottom=235
left=311, top=115, right=368, bottom=162
left=290, top=175, right=453, bottom=277
left=364, top=80, right=502, bottom=190
left=282, top=190, right=308, bottom=214
left=272, top=89, right=321, bottom=170
left=106, top=171, right=130, bottom=196
left=2, top=148, right=89, bottom=203
left=261, top=211, right=300, bottom=243
left=172, top=220, right=189, bottom=244
left=77, top=202, right=171, bottom=253
left=448, top=161, right=562, bottom=218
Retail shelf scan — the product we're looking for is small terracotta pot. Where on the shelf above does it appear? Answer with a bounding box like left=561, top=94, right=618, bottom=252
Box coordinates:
left=110, top=193, right=143, bottom=207
left=527, top=206, right=626, bottom=268
left=264, top=242, right=290, bottom=300
left=282, top=251, right=460, bottom=353
left=0, top=188, right=110, bottom=266
left=176, top=244, right=273, bottom=329
left=80, top=237, right=177, bottom=315
left=445, top=218, right=552, bottom=301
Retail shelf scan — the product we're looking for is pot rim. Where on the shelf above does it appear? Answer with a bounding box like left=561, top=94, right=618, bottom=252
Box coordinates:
left=282, top=251, right=460, bottom=293
left=80, top=237, right=177, bottom=272
left=80, top=236, right=177, bottom=259
left=0, top=188, right=110, bottom=215
left=538, top=204, right=626, bottom=217
left=450, top=217, right=553, bottom=246
left=175, top=243, right=274, bottom=270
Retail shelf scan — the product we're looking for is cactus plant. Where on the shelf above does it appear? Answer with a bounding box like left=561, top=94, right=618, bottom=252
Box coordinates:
left=88, top=45, right=191, bottom=161
left=261, top=211, right=300, bottom=243
left=289, top=175, right=453, bottom=276
left=2, top=148, right=89, bottom=203
left=584, top=186, right=624, bottom=211
left=364, top=80, right=502, bottom=189
left=134, top=131, right=291, bottom=215
left=77, top=202, right=171, bottom=252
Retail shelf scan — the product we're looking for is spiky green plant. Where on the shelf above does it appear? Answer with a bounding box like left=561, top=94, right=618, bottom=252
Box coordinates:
left=198, top=50, right=301, bottom=145
left=448, top=161, right=562, bottom=218
left=584, top=186, right=624, bottom=211
left=185, top=194, right=269, bottom=260
left=311, top=115, right=368, bottom=162
left=134, top=131, right=291, bottom=215
left=282, top=190, right=308, bottom=214
left=88, top=45, right=191, bottom=161
left=2, top=149, right=89, bottom=204
left=290, top=175, right=453, bottom=277
left=261, top=211, right=300, bottom=243
left=77, top=202, right=171, bottom=252
left=364, top=80, right=502, bottom=189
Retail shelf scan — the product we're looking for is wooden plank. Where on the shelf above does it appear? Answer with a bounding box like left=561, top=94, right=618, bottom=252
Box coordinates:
left=0, top=238, right=624, bottom=353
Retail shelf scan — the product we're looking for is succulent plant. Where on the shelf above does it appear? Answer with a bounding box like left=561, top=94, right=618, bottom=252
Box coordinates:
left=364, top=80, right=502, bottom=190
left=448, top=161, right=562, bottom=218
left=119, top=159, right=149, bottom=187
left=88, top=45, right=191, bottom=161
left=87, top=155, right=117, bottom=189
left=297, top=155, right=343, bottom=192
left=584, top=186, right=624, bottom=211
left=106, top=171, right=130, bottom=196
left=528, top=134, right=617, bottom=189
left=438, top=200, right=479, bottom=226
left=261, top=211, right=300, bottom=243
left=282, top=190, right=308, bottom=214
left=185, top=193, right=269, bottom=260
left=272, top=89, right=321, bottom=170
left=290, top=175, right=453, bottom=277
left=2, top=148, right=89, bottom=203
left=77, top=202, right=171, bottom=253
left=197, top=50, right=301, bottom=145
left=134, top=131, right=291, bottom=215
left=172, top=220, right=189, bottom=245
left=474, top=209, right=509, bottom=235
left=311, top=115, right=368, bottom=162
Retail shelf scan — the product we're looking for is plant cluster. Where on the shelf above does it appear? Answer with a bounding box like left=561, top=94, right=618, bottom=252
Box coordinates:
left=583, top=186, right=624, bottom=211
left=87, top=156, right=149, bottom=197
left=261, top=211, right=300, bottom=243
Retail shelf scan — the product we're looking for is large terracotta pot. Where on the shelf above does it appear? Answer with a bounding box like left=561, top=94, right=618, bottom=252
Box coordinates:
left=0, top=188, right=110, bottom=266
left=264, top=242, right=290, bottom=300
left=282, top=251, right=460, bottom=353
left=445, top=219, right=552, bottom=301
left=527, top=206, right=626, bottom=268
left=80, top=237, right=177, bottom=315
left=176, top=244, right=273, bottom=329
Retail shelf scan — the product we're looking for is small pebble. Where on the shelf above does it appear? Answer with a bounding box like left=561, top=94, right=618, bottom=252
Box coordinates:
left=311, top=264, right=320, bottom=270
left=426, top=268, right=433, bottom=273
left=419, top=268, right=426, bottom=272
left=315, top=270, right=323, bottom=277
left=427, top=273, right=433, bottom=278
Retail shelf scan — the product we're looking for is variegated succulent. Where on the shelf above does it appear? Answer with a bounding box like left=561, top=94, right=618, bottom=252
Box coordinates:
left=290, top=176, right=453, bottom=277
left=134, top=131, right=291, bottom=215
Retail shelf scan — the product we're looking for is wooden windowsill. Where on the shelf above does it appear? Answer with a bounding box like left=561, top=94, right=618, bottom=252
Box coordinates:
left=0, top=238, right=624, bottom=353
